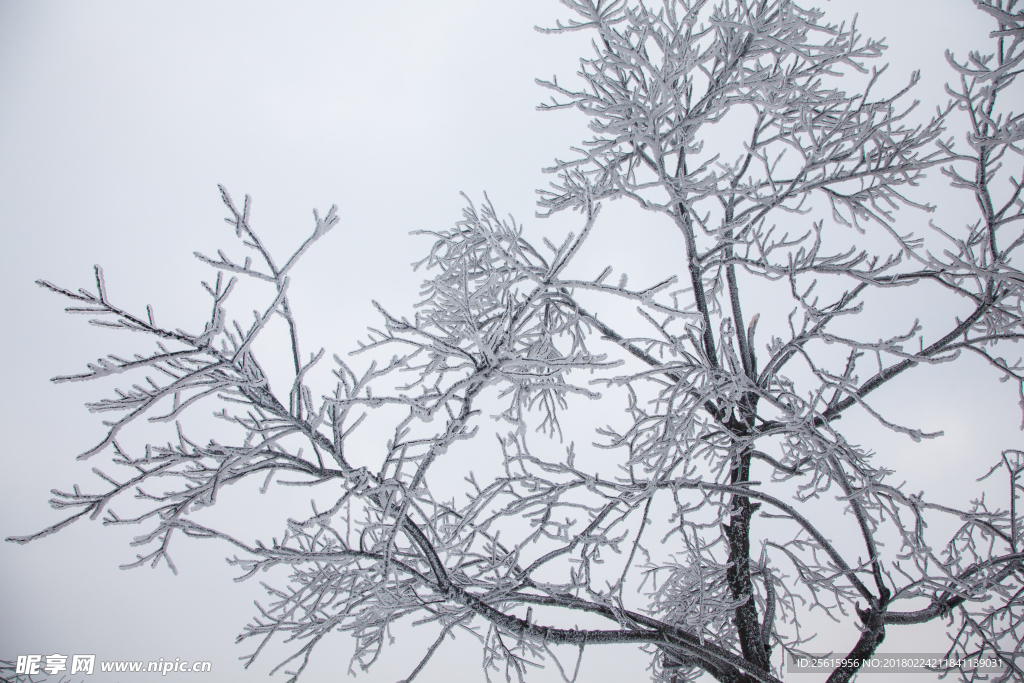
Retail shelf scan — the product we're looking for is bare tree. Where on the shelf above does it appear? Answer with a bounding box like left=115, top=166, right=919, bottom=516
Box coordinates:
left=9, top=1, right=1024, bottom=682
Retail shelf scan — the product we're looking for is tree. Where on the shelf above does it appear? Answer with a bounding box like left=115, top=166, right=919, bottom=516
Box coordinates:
left=8, top=0, right=1024, bottom=681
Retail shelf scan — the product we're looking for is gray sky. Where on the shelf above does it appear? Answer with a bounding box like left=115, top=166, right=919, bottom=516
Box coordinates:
left=0, top=1, right=1013, bottom=682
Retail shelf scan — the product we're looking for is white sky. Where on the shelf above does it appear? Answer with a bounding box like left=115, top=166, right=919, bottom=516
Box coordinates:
left=0, top=1, right=1013, bottom=682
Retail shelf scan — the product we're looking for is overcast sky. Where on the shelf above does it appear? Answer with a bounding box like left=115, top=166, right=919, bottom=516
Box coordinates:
left=0, top=1, right=1012, bottom=682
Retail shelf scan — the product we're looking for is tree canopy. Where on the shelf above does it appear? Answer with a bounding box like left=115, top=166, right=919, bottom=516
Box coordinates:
left=8, top=1, right=1024, bottom=682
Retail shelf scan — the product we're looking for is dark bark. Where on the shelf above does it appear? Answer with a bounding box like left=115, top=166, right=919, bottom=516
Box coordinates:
left=725, top=443, right=771, bottom=680
left=825, top=606, right=886, bottom=683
